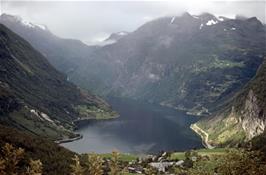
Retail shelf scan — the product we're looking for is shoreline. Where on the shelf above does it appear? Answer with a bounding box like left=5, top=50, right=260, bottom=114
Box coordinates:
left=190, top=124, right=215, bottom=149
left=159, top=103, right=210, bottom=117
left=73, top=115, right=119, bottom=127
left=55, top=134, right=83, bottom=144
left=73, top=114, right=120, bottom=123
left=57, top=115, right=120, bottom=144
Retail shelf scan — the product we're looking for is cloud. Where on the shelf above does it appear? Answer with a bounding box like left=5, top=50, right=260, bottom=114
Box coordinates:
left=1, top=0, right=265, bottom=45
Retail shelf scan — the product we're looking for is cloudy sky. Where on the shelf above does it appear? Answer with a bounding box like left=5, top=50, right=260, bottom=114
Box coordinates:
left=1, top=0, right=265, bottom=45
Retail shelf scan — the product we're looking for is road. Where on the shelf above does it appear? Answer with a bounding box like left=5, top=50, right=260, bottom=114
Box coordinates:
left=190, top=124, right=215, bottom=149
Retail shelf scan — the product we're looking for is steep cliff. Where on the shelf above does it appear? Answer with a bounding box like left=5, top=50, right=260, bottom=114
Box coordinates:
left=195, top=59, right=266, bottom=146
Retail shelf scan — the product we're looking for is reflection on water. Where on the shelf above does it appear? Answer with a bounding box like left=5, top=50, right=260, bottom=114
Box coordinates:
left=62, top=97, right=202, bottom=154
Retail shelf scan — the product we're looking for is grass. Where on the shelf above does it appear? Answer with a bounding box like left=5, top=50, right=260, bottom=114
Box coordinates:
left=192, top=54, right=244, bottom=74
left=98, top=153, right=138, bottom=162
left=9, top=107, right=75, bottom=140
left=75, top=105, right=118, bottom=120
left=170, top=148, right=226, bottom=160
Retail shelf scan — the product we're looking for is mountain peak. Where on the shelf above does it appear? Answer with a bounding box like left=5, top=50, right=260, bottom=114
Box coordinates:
left=0, top=13, right=48, bottom=31
left=198, top=12, right=217, bottom=21
left=0, top=13, right=22, bottom=22
left=104, top=31, right=129, bottom=43
left=181, top=12, right=193, bottom=18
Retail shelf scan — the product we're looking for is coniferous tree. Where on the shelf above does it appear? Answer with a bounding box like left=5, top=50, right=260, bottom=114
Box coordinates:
left=84, top=153, right=103, bottom=175
left=1, top=143, right=25, bottom=174
left=0, top=143, right=43, bottom=175
left=70, top=155, right=84, bottom=175
left=25, top=159, right=43, bottom=175
left=0, top=159, right=6, bottom=175
left=109, top=151, right=120, bottom=175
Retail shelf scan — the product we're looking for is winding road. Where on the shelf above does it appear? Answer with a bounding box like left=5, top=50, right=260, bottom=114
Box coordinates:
left=190, top=124, right=215, bottom=149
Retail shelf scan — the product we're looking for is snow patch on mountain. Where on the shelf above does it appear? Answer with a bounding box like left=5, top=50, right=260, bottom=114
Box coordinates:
left=34, top=24, right=47, bottom=30
left=21, top=20, right=47, bottom=30
left=117, top=31, right=128, bottom=36
left=199, top=24, right=204, bottom=30
left=217, top=17, right=225, bottom=21
left=170, top=16, right=176, bottom=24
left=206, top=19, right=218, bottom=26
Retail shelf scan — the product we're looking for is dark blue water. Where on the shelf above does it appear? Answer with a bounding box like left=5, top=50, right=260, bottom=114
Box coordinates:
left=62, top=97, right=202, bottom=154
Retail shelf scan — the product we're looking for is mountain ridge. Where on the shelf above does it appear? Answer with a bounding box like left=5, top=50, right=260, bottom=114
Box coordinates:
left=0, top=23, right=116, bottom=140
left=0, top=13, right=98, bottom=74
left=71, top=12, right=266, bottom=115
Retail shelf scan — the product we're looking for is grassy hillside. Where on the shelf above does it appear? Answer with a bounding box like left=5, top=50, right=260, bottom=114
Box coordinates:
left=0, top=24, right=117, bottom=140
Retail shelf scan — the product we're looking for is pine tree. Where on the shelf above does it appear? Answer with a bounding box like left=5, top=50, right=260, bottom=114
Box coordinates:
left=84, top=153, right=103, bottom=175
left=109, top=151, right=120, bottom=175
left=0, top=158, right=6, bottom=175
left=70, top=155, right=84, bottom=175
left=1, top=143, right=25, bottom=174
left=26, top=159, right=43, bottom=175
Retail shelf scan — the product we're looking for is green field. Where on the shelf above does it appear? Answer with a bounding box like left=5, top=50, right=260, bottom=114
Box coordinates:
left=96, top=153, right=138, bottom=162
left=170, top=148, right=226, bottom=160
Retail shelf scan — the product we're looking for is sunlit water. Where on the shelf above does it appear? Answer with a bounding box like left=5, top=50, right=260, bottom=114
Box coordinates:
left=62, top=97, right=202, bottom=154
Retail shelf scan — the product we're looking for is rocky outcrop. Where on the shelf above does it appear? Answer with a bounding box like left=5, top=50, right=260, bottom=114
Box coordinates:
left=196, top=59, right=266, bottom=146
left=241, top=90, right=265, bottom=140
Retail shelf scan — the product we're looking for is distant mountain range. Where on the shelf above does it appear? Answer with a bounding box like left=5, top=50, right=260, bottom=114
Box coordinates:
left=0, top=13, right=98, bottom=74
left=1, top=12, right=265, bottom=146
left=71, top=12, right=265, bottom=115
left=0, top=24, right=116, bottom=140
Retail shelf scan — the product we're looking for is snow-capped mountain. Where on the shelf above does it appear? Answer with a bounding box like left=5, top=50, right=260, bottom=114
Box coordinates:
left=99, top=31, right=130, bottom=46
left=0, top=13, right=97, bottom=74
left=0, top=13, right=48, bottom=31
left=71, top=12, right=266, bottom=115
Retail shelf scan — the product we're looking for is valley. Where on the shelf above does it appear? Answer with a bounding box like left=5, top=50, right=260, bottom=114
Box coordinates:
left=62, top=97, right=202, bottom=154
left=0, top=2, right=266, bottom=174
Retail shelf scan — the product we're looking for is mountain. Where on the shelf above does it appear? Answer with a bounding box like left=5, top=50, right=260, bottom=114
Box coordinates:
left=103, top=31, right=130, bottom=44
left=0, top=24, right=116, bottom=140
left=72, top=12, right=266, bottom=115
left=194, top=58, right=266, bottom=146
left=0, top=13, right=97, bottom=74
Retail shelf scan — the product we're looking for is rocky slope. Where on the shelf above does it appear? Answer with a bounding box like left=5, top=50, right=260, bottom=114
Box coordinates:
left=72, top=12, right=266, bottom=114
left=195, top=58, right=266, bottom=146
left=0, top=24, right=116, bottom=140
left=0, top=13, right=97, bottom=74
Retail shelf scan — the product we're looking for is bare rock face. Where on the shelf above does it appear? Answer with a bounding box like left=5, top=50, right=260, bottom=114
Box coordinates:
left=197, top=60, right=266, bottom=146
left=241, top=90, right=266, bottom=140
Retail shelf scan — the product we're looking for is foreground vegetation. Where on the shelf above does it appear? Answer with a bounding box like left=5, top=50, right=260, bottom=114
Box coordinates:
left=1, top=142, right=266, bottom=175
left=1, top=124, right=266, bottom=175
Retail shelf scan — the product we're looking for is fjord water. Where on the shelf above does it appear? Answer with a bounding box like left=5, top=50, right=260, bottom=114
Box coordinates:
left=62, top=97, right=203, bottom=154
